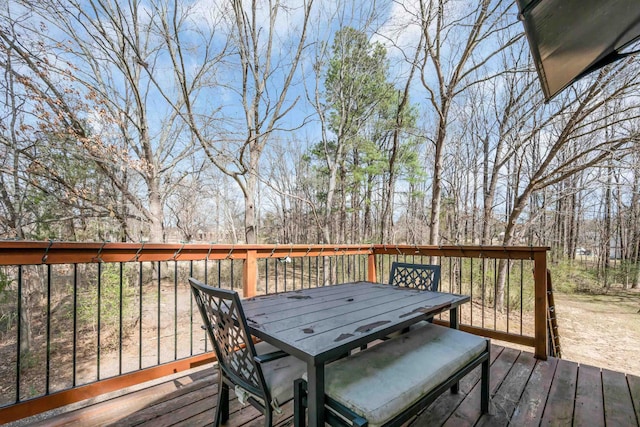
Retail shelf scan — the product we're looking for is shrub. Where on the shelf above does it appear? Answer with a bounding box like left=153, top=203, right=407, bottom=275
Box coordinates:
left=77, top=263, right=135, bottom=348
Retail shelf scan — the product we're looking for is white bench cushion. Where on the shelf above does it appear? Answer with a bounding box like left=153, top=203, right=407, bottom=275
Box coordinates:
left=325, top=324, right=488, bottom=427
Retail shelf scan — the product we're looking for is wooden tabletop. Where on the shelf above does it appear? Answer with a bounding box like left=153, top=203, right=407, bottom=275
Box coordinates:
left=242, top=281, right=470, bottom=363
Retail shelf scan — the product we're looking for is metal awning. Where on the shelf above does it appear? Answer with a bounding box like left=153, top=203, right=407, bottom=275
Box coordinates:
left=517, top=0, right=640, bottom=101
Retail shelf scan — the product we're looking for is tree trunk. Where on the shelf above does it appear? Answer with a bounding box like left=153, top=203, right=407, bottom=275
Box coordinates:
left=245, top=172, right=258, bottom=244
left=429, top=129, right=445, bottom=245
left=148, top=186, right=164, bottom=243
left=632, top=162, right=640, bottom=289
left=567, top=185, right=580, bottom=260
left=364, top=175, right=373, bottom=242
left=603, top=163, right=613, bottom=288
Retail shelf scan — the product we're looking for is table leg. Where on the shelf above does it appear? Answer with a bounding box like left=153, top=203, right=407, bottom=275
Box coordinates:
left=307, top=361, right=325, bottom=427
left=450, top=307, right=459, bottom=329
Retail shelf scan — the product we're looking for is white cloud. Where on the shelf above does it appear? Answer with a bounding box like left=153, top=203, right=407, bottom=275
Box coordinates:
left=190, top=0, right=233, bottom=31
left=191, top=0, right=313, bottom=45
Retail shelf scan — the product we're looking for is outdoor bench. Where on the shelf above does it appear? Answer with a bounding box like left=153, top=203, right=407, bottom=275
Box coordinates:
left=295, top=323, right=491, bottom=427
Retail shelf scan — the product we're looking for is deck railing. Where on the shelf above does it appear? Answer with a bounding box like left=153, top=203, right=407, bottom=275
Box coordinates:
left=0, top=241, right=548, bottom=423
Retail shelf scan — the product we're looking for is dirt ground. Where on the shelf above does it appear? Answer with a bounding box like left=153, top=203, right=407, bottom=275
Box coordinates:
left=553, top=289, right=640, bottom=376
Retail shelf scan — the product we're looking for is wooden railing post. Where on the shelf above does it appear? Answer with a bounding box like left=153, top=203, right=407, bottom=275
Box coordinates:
left=533, top=251, right=548, bottom=359
left=367, top=252, right=377, bottom=282
left=244, top=249, right=258, bottom=297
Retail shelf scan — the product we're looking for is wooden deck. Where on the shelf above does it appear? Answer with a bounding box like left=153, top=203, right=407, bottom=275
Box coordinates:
left=8, top=344, right=640, bottom=427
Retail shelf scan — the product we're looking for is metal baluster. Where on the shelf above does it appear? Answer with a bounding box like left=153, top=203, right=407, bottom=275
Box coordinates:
left=157, top=261, right=161, bottom=365
left=470, top=258, right=474, bottom=326
left=494, top=259, right=498, bottom=331
left=97, top=263, right=102, bottom=380
left=73, top=264, right=78, bottom=387
left=275, top=258, right=279, bottom=294
left=448, top=257, right=453, bottom=293
left=139, top=262, right=143, bottom=370
left=346, top=254, right=350, bottom=281
left=437, top=255, right=442, bottom=317
left=355, top=254, right=358, bottom=281
left=349, top=254, right=353, bottom=281
left=345, top=254, right=349, bottom=282
left=292, top=257, right=296, bottom=290
left=190, top=261, right=194, bottom=355
left=46, top=264, right=52, bottom=394
left=174, top=260, right=178, bottom=361
left=520, top=260, right=524, bottom=335
left=119, top=263, right=124, bottom=375
left=230, top=259, right=234, bottom=290
left=284, top=259, right=288, bottom=292
left=204, top=256, right=208, bottom=284
left=506, top=259, right=511, bottom=334
left=458, top=257, right=462, bottom=296
left=264, top=258, right=269, bottom=294
left=481, top=259, right=486, bottom=329
left=354, top=254, right=358, bottom=281
left=16, top=265, right=22, bottom=403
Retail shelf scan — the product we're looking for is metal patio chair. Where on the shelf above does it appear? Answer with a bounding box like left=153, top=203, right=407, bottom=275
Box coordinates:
left=388, top=261, right=441, bottom=291
left=189, top=278, right=306, bottom=427
left=383, top=262, right=442, bottom=341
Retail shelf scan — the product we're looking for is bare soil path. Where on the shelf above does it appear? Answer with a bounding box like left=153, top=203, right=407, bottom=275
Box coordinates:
left=554, top=289, right=640, bottom=376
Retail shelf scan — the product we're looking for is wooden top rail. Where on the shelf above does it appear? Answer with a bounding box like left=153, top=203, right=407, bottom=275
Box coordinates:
left=0, top=241, right=370, bottom=265
left=372, top=244, right=548, bottom=259
left=0, top=241, right=549, bottom=266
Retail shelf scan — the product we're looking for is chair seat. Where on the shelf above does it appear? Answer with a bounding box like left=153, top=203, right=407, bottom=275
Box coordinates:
left=254, top=341, right=307, bottom=408
left=324, top=324, right=488, bottom=427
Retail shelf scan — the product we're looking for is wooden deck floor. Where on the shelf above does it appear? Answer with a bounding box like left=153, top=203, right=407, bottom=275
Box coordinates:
left=9, top=345, right=640, bottom=427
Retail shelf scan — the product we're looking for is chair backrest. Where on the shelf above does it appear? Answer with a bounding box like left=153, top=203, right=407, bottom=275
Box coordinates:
left=189, top=278, right=267, bottom=399
left=388, top=262, right=441, bottom=291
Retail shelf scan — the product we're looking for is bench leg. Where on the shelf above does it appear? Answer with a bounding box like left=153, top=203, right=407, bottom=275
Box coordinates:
left=450, top=382, right=460, bottom=394
left=449, top=307, right=461, bottom=394
left=481, top=356, right=490, bottom=414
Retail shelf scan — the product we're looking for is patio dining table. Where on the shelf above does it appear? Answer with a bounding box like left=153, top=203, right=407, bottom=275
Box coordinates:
left=241, top=281, right=471, bottom=427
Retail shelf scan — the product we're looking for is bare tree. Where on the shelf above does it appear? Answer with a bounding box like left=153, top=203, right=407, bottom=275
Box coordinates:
left=1, top=1, right=205, bottom=242
left=493, top=60, right=640, bottom=307
left=180, top=0, right=315, bottom=244
left=260, top=140, right=323, bottom=244
left=470, top=44, right=540, bottom=245
left=414, top=0, right=520, bottom=244
left=0, top=30, right=32, bottom=239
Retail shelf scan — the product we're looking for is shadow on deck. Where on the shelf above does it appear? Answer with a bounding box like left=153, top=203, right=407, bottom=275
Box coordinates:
left=6, top=345, right=640, bottom=427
